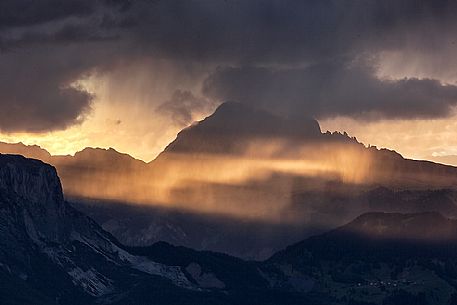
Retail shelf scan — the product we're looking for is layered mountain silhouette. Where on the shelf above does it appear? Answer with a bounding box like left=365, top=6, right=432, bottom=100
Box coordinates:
left=2, top=102, right=457, bottom=259
left=3, top=102, right=457, bottom=195
left=74, top=186, right=457, bottom=260
left=2, top=154, right=457, bottom=304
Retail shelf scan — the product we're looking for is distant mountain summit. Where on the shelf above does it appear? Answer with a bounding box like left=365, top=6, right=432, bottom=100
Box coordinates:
left=155, top=102, right=457, bottom=189
left=161, top=102, right=321, bottom=156
left=0, top=141, right=52, bottom=161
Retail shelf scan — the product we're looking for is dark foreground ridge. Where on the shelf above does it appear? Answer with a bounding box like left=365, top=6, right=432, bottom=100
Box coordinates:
left=0, top=153, right=308, bottom=305
left=3, top=153, right=457, bottom=304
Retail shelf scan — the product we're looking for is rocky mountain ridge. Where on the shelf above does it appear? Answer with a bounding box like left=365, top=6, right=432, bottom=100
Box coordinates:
left=0, top=153, right=310, bottom=304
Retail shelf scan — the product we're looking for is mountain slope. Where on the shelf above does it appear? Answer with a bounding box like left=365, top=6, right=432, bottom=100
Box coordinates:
left=266, top=212, right=457, bottom=305
left=0, top=153, right=313, bottom=305
left=0, top=154, right=196, bottom=303
left=4, top=152, right=457, bottom=304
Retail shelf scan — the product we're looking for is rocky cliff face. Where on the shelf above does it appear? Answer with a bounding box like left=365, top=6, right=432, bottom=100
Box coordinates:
left=0, top=153, right=303, bottom=305
left=0, top=154, right=206, bottom=302
left=0, top=154, right=68, bottom=243
left=0, top=154, right=63, bottom=204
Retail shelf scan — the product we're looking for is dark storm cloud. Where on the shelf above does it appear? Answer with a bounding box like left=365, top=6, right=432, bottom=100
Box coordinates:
left=0, top=84, right=92, bottom=133
left=202, top=61, right=457, bottom=120
left=0, top=0, right=93, bottom=28
left=156, top=90, right=212, bottom=127
left=2, top=0, right=457, bottom=132
left=0, top=0, right=128, bottom=132
left=0, top=0, right=128, bottom=49
left=0, top=48, right=96, bottom=132
left=1, top=24, right=117, bottom=51
left=125, top=0, right=457, bottom=63
left=0, top=0, right=130, bottom=28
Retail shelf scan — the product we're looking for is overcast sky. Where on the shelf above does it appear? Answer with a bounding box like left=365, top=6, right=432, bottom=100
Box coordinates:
left=1, top=0, right=457, bottom=162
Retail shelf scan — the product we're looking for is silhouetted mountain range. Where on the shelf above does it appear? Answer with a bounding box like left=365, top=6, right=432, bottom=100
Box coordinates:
left=157, top=102, right=457, bottom=188
left=2, top=102, right=457, bottom=194
left=2, top=102, right=457, bottom=260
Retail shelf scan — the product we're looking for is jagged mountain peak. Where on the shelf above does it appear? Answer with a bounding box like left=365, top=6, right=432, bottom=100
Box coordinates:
left=0, top=141, right=52, bottom=161
left=70, top=146, right=145, bottom=165
left=212, top=101, right=321, bottom=133
left=211, top=101, right=254, bottom=115
left=76, top=147, right=123, bottom=157
left=160, top=101, right=321, bottom=156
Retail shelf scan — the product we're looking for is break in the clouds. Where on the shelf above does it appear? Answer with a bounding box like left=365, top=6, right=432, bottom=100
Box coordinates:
left=2, top=0, right=457, bottom=132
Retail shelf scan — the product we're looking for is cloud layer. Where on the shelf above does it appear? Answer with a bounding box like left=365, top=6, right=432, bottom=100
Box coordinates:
left=2, top=0, right=457, bottom=132
left=203, top=61, right=457, bottom=120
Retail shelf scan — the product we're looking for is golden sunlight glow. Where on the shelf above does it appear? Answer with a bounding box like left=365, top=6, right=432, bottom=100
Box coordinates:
left=3, top=102, right=457, bottom=166
left=53, top=140, right=377, bottom=222
left=0, top=65, right=214, bottom=161
left=4, top=102, right=457, bottom=166
left=2, top=57, right=457, bottom=167
left=320, top=112, right=457, bottom=165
